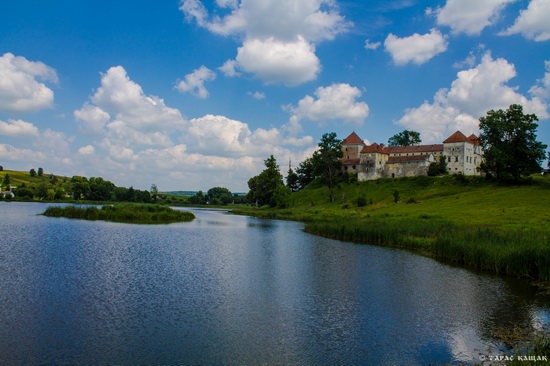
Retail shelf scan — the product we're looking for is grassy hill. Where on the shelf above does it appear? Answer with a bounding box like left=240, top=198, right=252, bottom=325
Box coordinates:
left=1, top=169, right=68, bottom=187
left=234, top=174, right=550, bottom=280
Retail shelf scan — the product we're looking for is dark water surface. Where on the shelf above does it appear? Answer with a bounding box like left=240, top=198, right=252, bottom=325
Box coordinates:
left=1, top=202, right=549, bottom=365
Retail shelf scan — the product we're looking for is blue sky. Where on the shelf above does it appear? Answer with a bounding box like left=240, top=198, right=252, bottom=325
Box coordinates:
left=1, top=0, right=549, bottom=191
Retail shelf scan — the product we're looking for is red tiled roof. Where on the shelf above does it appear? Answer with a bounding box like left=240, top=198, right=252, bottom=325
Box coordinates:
left=386, top=144, right=443, bottom=154
left=343, top=131, right=366, bottom=146
left=467, top=134, right=480, bottom=145
left=387, top=154, right=432, bottom=164
left=360, top=143, right=388, bottom=154
left=443, top=131, right=469, bottom=143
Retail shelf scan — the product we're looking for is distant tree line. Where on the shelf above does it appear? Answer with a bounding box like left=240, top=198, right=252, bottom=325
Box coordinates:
left=188, top=187, right=248, bottom=205
left=4, top=172, right=153, bottom=202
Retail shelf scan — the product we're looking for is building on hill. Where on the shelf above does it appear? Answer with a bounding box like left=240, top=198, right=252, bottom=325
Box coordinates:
left=341, top=131, right=483, bottom=181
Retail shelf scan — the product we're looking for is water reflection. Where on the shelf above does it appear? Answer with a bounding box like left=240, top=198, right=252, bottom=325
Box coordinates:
left=0, top=202, right=549, bottom=365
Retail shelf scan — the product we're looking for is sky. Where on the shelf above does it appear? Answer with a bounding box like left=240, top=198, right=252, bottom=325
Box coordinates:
left=0, top=0, right=549, bottom=192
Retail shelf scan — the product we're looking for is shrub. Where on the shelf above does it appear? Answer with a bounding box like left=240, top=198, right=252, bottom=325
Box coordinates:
left=356, top=196, right=367, bottom=207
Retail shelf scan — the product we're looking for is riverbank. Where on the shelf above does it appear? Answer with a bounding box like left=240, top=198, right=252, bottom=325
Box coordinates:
left=232, top=175, right=550, bottom=281
left=43, top=203, right=195, bottom=224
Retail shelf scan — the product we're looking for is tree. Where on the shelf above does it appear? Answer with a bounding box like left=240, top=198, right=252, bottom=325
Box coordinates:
left=296, top=157, right=317, bottom=189
left=37, top=167, right=44, bottom=177
left=0, top=166, right=3, bottom=171
left=189, top=191, right=207, bottom=204
left=479, top=104, right=547, bottom=182
left=388, top=130, right=422, bottom=147
left=29, top=168, right=36, bottom=177
left=3, top=174, right=10, bottom=187
left=313, top=132, right=343, bottom=202
left=150, top=184, right=159, bottom=202
left=286, top=167, right=299, bottom=192
left=207, top=187, right=233, bottom=205
left=428, top=155, right=448, bottom=176
left=247, top=155, right=284, bottom=207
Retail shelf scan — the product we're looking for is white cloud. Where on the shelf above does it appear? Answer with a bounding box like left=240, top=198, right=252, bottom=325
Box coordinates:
left=74, top=66, right=188, bottom=150
left=74, top=103, right=111, bottom=135
left=364, top=39, right=381, bottom=50
left=180, top=0, right=349, bottom=41
left=78, top=145, right=95, bottom=155
left=384, top=29, right=448, bottom=65
left=501, top=0, right=550, bottom=41
left=397, top=52, right=549, bottom=143
left=530, top=60, right=550, bottom=100
left=435, top=0, right=515, bottom=36
left=0, top=144, right=46, bottom=163
left=180, top=0, right=349, bottom=85
left=235, top=37, right=320, bottom=86
left=0, top=119, right=39, bottom=137
left=248, top=91, right=266, bottom=100
left=288, top=83, right=370, bottom=133
left=0, top=53, right=57, bottom=113
left=175, top=65, right=217, bottom=98
left=219, top=59, right=241, bottom=77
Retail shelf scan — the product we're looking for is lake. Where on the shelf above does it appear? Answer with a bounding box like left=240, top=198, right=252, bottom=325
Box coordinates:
left=1, top=202, right=549, bottom=365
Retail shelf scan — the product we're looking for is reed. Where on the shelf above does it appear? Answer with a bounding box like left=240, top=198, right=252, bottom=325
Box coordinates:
left=43, top=203, right=195, bottom=224
left=304, top=217, right=550, bottom=280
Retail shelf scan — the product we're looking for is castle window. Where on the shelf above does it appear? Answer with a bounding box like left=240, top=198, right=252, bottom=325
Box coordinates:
left=455, top=156, right=459, bottom=162
left=448, top=156, right=451, bottom=162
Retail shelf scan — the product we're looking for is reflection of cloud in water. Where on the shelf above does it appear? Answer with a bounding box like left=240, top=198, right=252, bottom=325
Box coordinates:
left=531, top=309, right=550, bottom=331
left=449, top=326, right=493, bottom=364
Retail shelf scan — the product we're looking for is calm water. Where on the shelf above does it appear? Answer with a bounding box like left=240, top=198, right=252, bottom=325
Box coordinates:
left=1, top=202, right=549, bottom=365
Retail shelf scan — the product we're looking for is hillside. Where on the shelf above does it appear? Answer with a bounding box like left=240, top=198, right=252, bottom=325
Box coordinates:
left=287, top=174, right=550, bottom=230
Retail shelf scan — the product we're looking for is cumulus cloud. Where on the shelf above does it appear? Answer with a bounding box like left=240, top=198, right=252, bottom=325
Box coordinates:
left=78, top=145, right=95, bottom=155
left=248, top=91, right=266, bottom=99
left=74, top=103, right=111, bottom=135
left=364, top=39, right=381, bottom=50
left=530, top=60, right=550, bottom=100
left=74, top=66, right=188, bottom=152
left=0, top=53, right=57, bottom=113
left=0, top=144, right=46, bottom=163
left=236, top=37, right=320, bottom=86
left=180, top=0, right=349, bottom=85
left=67, top=65, right=316, bottom=190
left=175, top=65, right=217, bottom=98
left=219, top=59, right=241, bottom=77
left=434, top=0, right=515, bottom=36
left=501, top=0, right=550, bottom=41
left=384, top=29, right=448, bottom=65
left=287, top=83, right=369, bottom=133
left=0, top=119, right=39, bottom=137
left=397, top=52, right=549, bottom=143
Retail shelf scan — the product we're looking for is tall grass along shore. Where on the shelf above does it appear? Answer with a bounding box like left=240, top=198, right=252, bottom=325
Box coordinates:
left=43, top=203, right=195, bottom=224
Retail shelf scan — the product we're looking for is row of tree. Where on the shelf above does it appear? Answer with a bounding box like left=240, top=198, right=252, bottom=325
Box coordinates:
left=188, top=187, right=247, bottom=205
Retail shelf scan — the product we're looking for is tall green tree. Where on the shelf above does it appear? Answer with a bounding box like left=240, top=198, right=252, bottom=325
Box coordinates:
left=29, top=168, right=36, bottom=177
left=207, top=187, right=233, bottom=205
left=313, top=132, right=343, bottom=202
left=479, top=104, right=547, bottom=182
left=286, top=167, right=299, bottom=192
left=247, top=155, right=284, bottom=207
left=2, top=174, right=10, bottom=187
left=37, top=167, right=44, bottom=177
left=296, top=157, right=317, bottom=189
left=388, top=130, right=422, bottom=147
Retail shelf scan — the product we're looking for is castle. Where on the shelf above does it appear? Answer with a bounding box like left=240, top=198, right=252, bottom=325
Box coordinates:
left=341, top=131, right=483, bottom=181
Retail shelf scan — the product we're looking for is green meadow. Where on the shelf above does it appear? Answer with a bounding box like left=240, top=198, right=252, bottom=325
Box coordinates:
left=233, top=174, right=550, bottom=281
